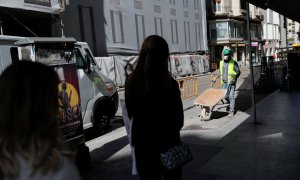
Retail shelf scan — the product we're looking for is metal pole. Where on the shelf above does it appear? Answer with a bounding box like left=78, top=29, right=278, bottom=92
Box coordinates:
left=246, top=2, right=257, bottom=123
left=284, top=17, right=290, bottom=91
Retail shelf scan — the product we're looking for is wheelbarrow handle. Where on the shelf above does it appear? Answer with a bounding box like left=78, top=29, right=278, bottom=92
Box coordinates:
left=211, top=74, right=220, bottom=88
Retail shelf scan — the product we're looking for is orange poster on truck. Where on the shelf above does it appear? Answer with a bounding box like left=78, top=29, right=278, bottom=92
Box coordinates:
left=53, top=63, right=83, bottom=140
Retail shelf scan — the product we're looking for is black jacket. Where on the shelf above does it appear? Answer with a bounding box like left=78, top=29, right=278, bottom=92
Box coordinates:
left=125, top=78, right=184, bottom=151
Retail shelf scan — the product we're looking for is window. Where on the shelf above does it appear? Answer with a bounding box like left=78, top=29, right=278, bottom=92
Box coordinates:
left=236, top=23, right=243, bottom=38
left=170, top=0, right=175, bottom=5
left=171, top=20, right=178, bottom=44
left=213, top=2, right=221, bottom=12
left=155, top=17, right=163, bottom=37
left=10, top=47, right=19, bottom=63
left=110, top=0, right=120, bottom=5
left=79, top=6, right=96, bottom=54
left=229, top=22, right=235, bottom=38
left=194, top=0, right=199, bottom=9
left=195, top=13, right=199, bottom=19
left=134, top=0, right=143, bottom=10
left=75, top=49, right=86, bottom=68
left=210, top=22, right=228, bottom=39
left=240, top=0, right=246, bottom=10
left=184, top=22, right=191, bottom=51
left=183, top=0, right=188, bottom=7
left=170, top=8, right=176, bottom=16
left=257, top=26, right=262, bottom=39
left=135, top=14, right=145, bottom=49
left=110, top=10, right=124, bottom=43
left=184, top=11, right=189, bottom=18
left=154, top=5, right=161, bottom=13
left=228, top=22, right=244, bottom=39
left=250, top=25, right=257, bottom=39
left=84, top=48, right=96, bottom=65
left=217, top=22, right=228, bottom=38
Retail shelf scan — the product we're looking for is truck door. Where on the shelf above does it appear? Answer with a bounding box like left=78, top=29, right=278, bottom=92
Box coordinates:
left=75, top=48, right=96, bottom=127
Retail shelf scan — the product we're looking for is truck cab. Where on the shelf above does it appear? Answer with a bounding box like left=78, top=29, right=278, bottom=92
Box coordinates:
left=74, top=42, right=119, bottom=130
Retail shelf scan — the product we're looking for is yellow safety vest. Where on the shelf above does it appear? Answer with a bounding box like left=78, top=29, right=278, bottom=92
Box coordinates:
left=219, top=59, right=237, bottom=85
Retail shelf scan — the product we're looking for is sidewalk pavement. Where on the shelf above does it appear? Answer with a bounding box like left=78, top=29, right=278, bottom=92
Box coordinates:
left=83, top=88, right=300, bottom=180
left=181, top=90, right=300, bottom=179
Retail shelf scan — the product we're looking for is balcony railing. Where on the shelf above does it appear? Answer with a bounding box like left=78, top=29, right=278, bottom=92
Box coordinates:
left=213, top=5, right=231, bottom=15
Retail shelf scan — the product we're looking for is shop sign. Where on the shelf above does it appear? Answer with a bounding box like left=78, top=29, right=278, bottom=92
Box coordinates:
left=251, top=42, right=258, bottom=47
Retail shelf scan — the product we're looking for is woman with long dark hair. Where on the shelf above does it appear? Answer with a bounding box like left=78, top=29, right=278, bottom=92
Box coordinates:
left=0, top=61, right=80, bottom=180
left=125, top=35, right=184, bottom=180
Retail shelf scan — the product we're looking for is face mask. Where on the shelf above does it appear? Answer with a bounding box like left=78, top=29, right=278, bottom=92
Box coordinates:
left=224, top=55, right=229, bottom=60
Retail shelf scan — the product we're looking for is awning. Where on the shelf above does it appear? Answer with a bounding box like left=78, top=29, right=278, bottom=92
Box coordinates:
left=246, top=0, right=300, bottom=23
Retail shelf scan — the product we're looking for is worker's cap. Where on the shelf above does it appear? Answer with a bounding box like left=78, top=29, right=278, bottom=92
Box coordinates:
left=223, top=49, right=231, bottom=55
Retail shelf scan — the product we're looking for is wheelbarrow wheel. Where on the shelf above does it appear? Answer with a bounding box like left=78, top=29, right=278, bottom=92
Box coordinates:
left=200, top=107, right=212, bottom=121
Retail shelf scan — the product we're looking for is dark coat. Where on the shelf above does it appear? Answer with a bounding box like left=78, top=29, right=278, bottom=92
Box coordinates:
left=125, top=78, right=184, bottom=152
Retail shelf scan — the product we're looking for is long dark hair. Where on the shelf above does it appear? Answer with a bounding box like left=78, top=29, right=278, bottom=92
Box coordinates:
left=127, top=35, right=171, bottom=96
left=0, top=61, right=68, bottom=179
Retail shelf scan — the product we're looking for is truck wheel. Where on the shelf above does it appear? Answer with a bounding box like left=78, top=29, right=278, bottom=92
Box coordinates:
left=92, top=97, right=116, bottom=130
left=93, top=105, right=111, bottom=130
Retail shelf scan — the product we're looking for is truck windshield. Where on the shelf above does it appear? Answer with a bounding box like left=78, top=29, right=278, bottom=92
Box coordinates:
left=36, top=48, right=75, bottom=65
left=84, top=48, right=96, bottom=66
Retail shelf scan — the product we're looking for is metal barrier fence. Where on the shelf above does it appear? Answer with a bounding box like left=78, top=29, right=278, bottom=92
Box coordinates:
left=176, top=77, right=199, bottom=99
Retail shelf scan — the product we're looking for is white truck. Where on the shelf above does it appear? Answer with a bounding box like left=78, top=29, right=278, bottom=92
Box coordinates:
left=0, top=36, right=120, bottom=174
left=0, top=36, right=119, bottom=131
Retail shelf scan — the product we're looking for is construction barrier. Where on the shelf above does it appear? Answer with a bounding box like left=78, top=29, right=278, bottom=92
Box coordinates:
left=176, top=77, right=198, bottom=99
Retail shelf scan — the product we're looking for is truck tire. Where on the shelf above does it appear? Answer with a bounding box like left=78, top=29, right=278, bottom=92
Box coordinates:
left=93, top=96, right=117, bottom=130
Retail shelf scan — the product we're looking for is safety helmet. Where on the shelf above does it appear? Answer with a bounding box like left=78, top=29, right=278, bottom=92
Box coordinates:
left=223, top=49, right=231, bottom=55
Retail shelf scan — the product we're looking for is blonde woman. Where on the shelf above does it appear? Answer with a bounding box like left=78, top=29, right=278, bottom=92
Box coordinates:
left=0, top=61, right=80, bottom=180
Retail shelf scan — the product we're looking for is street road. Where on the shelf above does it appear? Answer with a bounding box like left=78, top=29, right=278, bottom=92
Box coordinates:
left=82, top=66, right=270, bottom=180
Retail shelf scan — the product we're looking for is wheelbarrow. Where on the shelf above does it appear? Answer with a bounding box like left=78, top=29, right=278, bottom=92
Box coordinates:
left=194, top=76, right=228, bottom=121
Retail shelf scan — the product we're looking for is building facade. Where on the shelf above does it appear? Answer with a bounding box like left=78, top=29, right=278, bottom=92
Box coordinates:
left=0, top=0, right=65, bottom=37
left=60, top=0, right=208, bottom=56
left=287, top=18, right=300, bottom=46
left=261, top=9, right=287, bottom=61
left=206, top=0, right=263, bottom=66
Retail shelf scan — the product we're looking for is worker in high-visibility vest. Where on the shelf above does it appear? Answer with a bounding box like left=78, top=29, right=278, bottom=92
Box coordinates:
left=219, top=49, right=240, bottom=117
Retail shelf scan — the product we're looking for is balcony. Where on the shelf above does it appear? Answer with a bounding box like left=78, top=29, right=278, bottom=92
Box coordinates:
left=212, top=5, right=232, bottom=16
